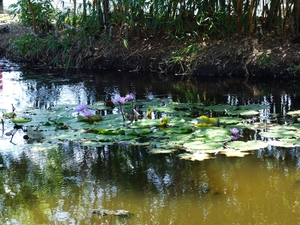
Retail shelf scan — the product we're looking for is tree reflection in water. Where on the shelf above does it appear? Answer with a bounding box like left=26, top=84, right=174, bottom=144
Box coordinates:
left=1, top=142, right=300, bottom=224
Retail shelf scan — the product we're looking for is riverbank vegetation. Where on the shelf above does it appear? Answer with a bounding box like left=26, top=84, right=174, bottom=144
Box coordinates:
left=2, top=0, right=300, bottom=76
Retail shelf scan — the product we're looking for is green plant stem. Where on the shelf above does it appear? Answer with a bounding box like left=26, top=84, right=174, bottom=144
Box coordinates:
left=131, top=100, right=134, bottom=123
left=119, top=103, right=125, bottom=121
left=1, top=119, right=4, bottom=136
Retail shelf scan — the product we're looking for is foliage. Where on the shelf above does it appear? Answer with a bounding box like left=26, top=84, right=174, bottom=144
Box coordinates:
left=287, top=64, right=300, bottom=74
left=10, top=34, right=43, bottom=60
left=9, top=0, right=55, bottom=32
left=7, top=0, right=298, bottom=38
left=6, top=0, right=300, bottom=70
left=257, top=51, right=275, bottom=67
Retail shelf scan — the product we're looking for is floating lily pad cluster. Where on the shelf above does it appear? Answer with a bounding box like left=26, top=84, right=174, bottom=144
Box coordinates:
left=1, top=97, right=300, bottom=161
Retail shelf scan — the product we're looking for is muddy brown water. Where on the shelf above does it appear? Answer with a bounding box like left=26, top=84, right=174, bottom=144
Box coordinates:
left=1, top=68, right=300, bottom=224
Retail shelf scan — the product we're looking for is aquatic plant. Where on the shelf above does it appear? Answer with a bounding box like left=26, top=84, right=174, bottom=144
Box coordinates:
left=2, top=97, right=300, bottom=161
left=112, top=93, right=135, bottom=122
left=75, top=103, right=86, bottom=112
left=112, top=95, right=127, bottom=121
left=125, top=93, right=134, bottom=101
left=230, top=127, right=240, bottom=140
left=82, top=110, right=94, bottom=117
left=75, top=103, right=102, bottom=123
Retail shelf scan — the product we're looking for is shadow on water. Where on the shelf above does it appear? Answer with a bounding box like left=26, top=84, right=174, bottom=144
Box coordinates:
left=2, top=67, right=300, bottom=223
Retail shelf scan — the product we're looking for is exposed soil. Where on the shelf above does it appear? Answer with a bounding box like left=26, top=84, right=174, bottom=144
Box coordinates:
left=1, top=14, right=300, bottom=78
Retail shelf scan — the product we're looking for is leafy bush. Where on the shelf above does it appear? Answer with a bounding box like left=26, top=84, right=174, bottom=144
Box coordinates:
left=9, top=0, right=55, bottom=32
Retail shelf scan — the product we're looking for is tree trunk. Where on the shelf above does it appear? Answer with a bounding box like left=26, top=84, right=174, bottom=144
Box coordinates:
left=27, top=0, right=36, bottom=33
left=219, top=0, right=226, bottom=11
left=83, top=0, right=87, bottom=22
left=249, top=0, right=256, bottom=37
left=236, top=0, right=243, bottom=35
left=282, top=0, right=291, bottom=36
left=293, top=0, right=300, bottom=34
left=103, top=0, right=109, bottom=30
left=73, top=0, right=77, bottom=25
left=266, top=0, right=280, bottom=29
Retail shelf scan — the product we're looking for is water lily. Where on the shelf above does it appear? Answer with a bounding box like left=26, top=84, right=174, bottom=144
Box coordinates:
left=126, top=93, right=137, bottom=122
left=75, top=103, right=86, bottom=112
left=125, top=93, right=134, bottom=101
left=111, top=93, right=136, bottom=122
left=83, top=110, right=93, bottom=117
left=112, top=96, right=126, bottom=121
left=230, top=127, right=240, bottom=140
left=112, top=96, right=126, bottom=104
left=230, top=128, right=239, bottom=135
left=119, top=141, right=128, bottom=147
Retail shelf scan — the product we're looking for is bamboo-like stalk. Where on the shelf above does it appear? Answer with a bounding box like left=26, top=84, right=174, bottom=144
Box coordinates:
left=249, top=0, right=256, bottom=37
left=73, top=0, right=77, bottom=25
left=27, top=0, right=36, bottom=33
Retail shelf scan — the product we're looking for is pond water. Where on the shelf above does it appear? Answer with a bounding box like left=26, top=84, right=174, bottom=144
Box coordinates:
left=1, top=66, right=300, bottom=224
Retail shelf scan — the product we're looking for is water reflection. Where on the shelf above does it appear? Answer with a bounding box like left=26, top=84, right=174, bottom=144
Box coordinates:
left=2, top=143, right=300, bottom=224
left=0, top=71, right=95, bottom=111
left=2, top=70, right=300, bottom=223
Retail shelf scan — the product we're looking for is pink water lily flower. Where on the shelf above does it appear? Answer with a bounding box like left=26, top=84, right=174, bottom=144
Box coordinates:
left=112, top=96, right=126, bottom=104
left=230, top=128, right=240, bottom=140
left=75, top=103, right=86, bottom=112
left=125, top=93, right=134, bottom=101
left=83, top=110, right=93, bottom=117
left=230, top=128, right=239, bottom=135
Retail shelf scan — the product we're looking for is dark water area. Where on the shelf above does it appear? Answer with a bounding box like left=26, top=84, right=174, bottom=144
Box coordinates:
left=2, top=67, right=300, bottom=224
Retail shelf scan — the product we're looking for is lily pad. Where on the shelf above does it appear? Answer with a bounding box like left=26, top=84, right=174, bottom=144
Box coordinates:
left=220, top=149, right=250, bottom=157
left=178, top=152, right=214, bottom=161
left=183, top=140, right=223, bottom=151
left=238, top=110, right=260, bottom=117
left=226, top=140, right=268, bottom=151
left=272, top=138, right=300, bottom=148
left=11, top=117, right=32, bottom=123
left=149, top=148, right=177, bottom=154
left=203, top=105, right=236, bottom=113
left=218, top=116, right=244, bottom=125
left=192, top=127, right=232, bottom=142
left=268, top=140, right=296, bottom=148
left=287, top=110, right=300, bottom=117
left=259, top=126, right=298, bottom=139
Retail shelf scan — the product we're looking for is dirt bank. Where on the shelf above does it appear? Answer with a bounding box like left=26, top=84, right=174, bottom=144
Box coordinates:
left=0, top=14, right=299, bottom=77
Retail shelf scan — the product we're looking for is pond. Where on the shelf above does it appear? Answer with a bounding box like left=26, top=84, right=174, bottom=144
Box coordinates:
left=1, top=65, right=300, bottom=224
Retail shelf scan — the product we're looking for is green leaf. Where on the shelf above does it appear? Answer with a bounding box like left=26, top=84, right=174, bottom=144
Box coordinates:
left=183, top=140, right=224, bottom=151
left=259, top=126, right=298, bottom=139
left=77, top=115, right=103, bottom=122
left=226, top=140, right=268, bottom=151
left=218, top=116, right=244, bottom=125
left=12, top=117, right=32, bottom=123
left=178, top=152, right=214, bottom=161
left=149, top=148, right=177, bottom=154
